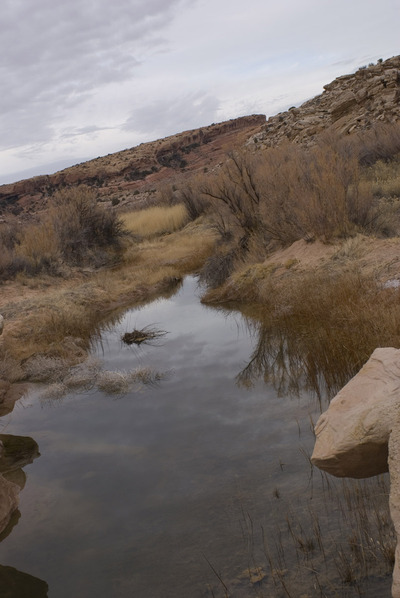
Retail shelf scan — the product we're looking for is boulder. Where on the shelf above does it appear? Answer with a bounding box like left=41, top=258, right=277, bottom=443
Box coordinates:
left=0, top=314, right=3, bottom=335
left=311, top=347, right=400, bottom=597
left=0, top=435, right=40, bottom=536
left=0, top=475, right=19, bottom=534
left=311, top=347, right=400, bottom=477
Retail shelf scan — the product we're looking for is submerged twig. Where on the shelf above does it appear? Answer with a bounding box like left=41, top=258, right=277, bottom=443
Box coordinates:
left=121, top=325, right=168, bottom=346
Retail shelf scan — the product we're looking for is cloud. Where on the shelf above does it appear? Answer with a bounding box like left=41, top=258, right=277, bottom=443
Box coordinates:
left=123, top=92, right=220, bottom=137
left=0, top=0, right=195, bottom=150
left=0, top=0, right=399, bottom=181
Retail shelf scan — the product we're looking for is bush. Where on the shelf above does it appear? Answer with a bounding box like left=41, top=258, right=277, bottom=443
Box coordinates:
left=202, top=136, right=396, bottom=255
left=49, top=186, right=126, bottom=265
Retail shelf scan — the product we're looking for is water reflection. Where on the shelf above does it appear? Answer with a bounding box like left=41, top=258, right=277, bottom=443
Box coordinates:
left=0, top=435, right=40, bottom=477
left=237, top=316, right=366, bottom=401
left=0, top=276, right=393, bottom=597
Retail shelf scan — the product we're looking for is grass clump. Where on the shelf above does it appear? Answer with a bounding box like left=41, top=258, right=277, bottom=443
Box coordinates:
left=120, top=204, right=189, bottom=238
left=235, top=267, right=400, bottom=399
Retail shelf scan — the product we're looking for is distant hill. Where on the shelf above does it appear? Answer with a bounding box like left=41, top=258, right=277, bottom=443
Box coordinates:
left=1, top=55, right=400, bottom=218
left=0, top=115, right=265, bottom=217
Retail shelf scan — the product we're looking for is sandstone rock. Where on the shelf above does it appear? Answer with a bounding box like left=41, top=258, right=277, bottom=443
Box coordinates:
left=0, top=474, right=19, bottom=535
left=330, top=92, right=357, bottom=120
left=311, top=347, right=400, bottom=598
left=249, top=56, right=400, bottom=148
left=311, top=347, right=400, bottom=477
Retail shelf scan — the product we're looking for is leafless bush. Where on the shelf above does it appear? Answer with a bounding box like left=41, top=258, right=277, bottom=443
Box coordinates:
left=203, top=138, right=395, bottom=257
left=176, top=178, right=210, bottom=220
left=199, top=248, right=237, bottom=288
left=50, top=186, right=127, bottom=265
left=354, top=122, right=400, bottom=166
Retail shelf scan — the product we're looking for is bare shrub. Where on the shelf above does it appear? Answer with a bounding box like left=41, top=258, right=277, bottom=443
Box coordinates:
left=199, top=248, right=237, bottom=288
left=203, top=138, right=394, bottom=260
left=50, top=186, right=127, bottom=265
left=176, top=178, right=210, bottom=220
left=354, top=122, right=400, bottom=166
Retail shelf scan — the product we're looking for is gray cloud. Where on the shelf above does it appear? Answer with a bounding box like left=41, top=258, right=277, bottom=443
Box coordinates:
left=123, top=92, right=220, bottom=137
left=0, top=0, right=194, bottom=149
left=1, top=0, right=399, bottom=181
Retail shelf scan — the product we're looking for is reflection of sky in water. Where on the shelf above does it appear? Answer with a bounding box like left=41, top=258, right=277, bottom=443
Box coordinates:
left=0, top=276, right=325, bottom=598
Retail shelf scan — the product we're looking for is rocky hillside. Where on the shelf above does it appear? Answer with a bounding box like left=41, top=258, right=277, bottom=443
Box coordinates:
left=1, top=55, right=400, bottom=218
left=249, top=55, right=400, bottom=147
left=0, top=115, right=265, bottom=217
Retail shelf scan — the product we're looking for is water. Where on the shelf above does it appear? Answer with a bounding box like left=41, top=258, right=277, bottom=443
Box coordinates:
left=0, top=277, right=393, bottom=597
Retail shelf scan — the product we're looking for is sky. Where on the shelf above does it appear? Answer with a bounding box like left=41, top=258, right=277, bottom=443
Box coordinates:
left=0, top=0, right=399, bottom=185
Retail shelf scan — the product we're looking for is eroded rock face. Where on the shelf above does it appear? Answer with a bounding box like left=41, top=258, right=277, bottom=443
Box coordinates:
left=311, top=347, right=400, bottom=478
left=311, top=347, right=400, bottom=598
left=249, top=56, right=400, bottom=148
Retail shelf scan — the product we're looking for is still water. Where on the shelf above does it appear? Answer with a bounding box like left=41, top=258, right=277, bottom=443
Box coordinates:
left=0, top=277, right=393, bottom=597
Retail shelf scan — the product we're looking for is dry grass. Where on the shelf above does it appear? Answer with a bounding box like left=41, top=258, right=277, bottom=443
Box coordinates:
left=120, top=204, right=189, bottom=238
left=0, top=222, right=216, bottom=382
left=222, top=266, right=400, bottom=399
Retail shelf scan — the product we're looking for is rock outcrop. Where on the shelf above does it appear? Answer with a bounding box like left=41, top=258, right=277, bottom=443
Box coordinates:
left=311, top=347, right=400, bottom=597
left=0, top=314, right=3, bottom=335
left=249, top=56, right=400, bottom=148
left=0, top=434, right=40, bottom=536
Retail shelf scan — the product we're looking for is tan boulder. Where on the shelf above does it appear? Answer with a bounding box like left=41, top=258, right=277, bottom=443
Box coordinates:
left=311, top=347, right=400, bottom=597
left=0, top=474, right=19, bottom=534
left=311, top=347, right=400, bottom=478
left=0, top=434, right=40, bottom=536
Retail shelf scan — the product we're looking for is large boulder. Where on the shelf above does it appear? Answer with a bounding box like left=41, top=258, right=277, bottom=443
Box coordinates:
left=311, top=347, right=400, bottom=478
left=311, top=347, right=400, bottom=597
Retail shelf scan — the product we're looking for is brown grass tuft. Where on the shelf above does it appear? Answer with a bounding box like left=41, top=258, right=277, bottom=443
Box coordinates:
left=120, top=204, right=189, bottom=238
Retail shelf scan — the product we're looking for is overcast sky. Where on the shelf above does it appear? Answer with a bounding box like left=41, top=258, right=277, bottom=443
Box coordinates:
left=1, top=0, right=399, bottom=184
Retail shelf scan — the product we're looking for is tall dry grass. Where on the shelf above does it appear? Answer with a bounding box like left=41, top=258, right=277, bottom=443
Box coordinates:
left=0, top=222, right=216, bottom=379
left=120, top=204, right=189, bottom=238
left=231, top=267, right=400, bottom=400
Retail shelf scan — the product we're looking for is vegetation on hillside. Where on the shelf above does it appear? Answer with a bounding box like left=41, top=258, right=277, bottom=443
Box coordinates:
left=1, top=120, right=400, bottom=397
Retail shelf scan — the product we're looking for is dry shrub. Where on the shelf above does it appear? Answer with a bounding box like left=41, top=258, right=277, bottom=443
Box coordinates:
left=366, top=157, right=400, bottom=198
left=121, top=204, right=189, bottom=238
left=16, top=221, right=60, bottom=273
left=202, top=130, right=400, bottom=266
left=0, top=351, right=24, bottom=382
left=63, top=358, right=102, bottom=390
left=23, top=355, right=70, bottom=382
left=175, top=178, right=210, bottom=220
left=354, top=122, right=400, bottom=166
left=199, top=248, right=238, bottom=288
left=49, top=186, right=126, bottom=265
